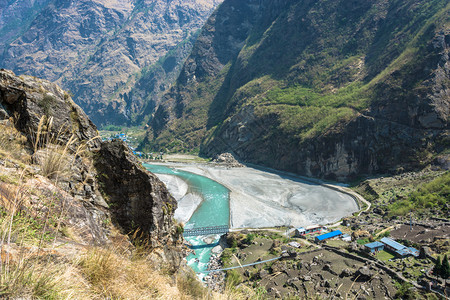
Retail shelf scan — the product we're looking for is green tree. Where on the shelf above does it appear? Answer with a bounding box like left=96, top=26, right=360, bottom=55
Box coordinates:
left=434, top=256, right=442, bottom=278
left=441, top=254, right=450, bottom=281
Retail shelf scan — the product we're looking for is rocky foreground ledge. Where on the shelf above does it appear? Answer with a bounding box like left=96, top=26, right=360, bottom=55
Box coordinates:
left=0, top=69, right=183, bottom=264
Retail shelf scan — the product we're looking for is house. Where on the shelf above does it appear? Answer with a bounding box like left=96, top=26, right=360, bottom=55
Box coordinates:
left=364, top=241, right=385, bottom=254
left=341, top=233, right=352, bottom=242
left=288, top=241, right=301, bottom=248
left=315, top=230, right=342, bottom=242
left=294, top=225, right=325, bottom=237
left=380, top=237, right=419, bottom=257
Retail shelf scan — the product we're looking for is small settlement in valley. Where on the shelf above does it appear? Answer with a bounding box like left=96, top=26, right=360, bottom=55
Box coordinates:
left=205, top=215, right=449, bottom=299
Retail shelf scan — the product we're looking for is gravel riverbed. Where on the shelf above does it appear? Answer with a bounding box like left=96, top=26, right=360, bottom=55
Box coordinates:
left=152, top=162, right=359, bottom=228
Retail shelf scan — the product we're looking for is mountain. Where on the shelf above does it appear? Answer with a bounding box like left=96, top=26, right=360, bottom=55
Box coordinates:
left=0, top=69, right=231, bottom=298
left=0, top=0, right=52, bottom=48
left=0, top=0, right=222, bottom=126
left=143, top=0, right=450, bottom=180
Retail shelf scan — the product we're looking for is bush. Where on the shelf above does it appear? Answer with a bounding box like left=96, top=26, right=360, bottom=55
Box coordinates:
left=226, top=269, right=243, bottom=287
left=394, top=282, right=419, bottom=299
left=244, top=233, right=256, bottom=244
left=379, top=230, right=391, bottom=238
left=41, top=94, right=55, bottom=116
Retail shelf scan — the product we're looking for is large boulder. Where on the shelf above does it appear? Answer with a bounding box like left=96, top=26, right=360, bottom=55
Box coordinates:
left=0, top=69, right=183, bottom=264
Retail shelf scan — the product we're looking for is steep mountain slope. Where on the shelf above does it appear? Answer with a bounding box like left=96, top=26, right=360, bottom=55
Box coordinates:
left=144, top=0, right=450, bottom=180
left=0, top=0, right=222, bottom=125
left=0, top=0, right=51, bottom=48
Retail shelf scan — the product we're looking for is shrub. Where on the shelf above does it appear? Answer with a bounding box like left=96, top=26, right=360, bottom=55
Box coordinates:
left=243, top=233, right=256, bottom=244
left=41, top=94, right=55, bottom=116
left=388, top=172, right=449, bottom=216
left=226, top=269, right=243, bottom=287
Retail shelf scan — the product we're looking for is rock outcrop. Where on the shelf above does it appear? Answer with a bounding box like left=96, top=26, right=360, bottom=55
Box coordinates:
left=0, top=69, right=99, bottom=150
left=1, top=0, right=222, bottom=126
left=0, top=69, right=181, bottom=256
left=94, top=139, right=179, bottom=247
left=212, top=152, right=244, bottom=167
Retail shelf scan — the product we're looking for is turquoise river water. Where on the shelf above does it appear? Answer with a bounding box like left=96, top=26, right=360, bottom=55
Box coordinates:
left=144, top=164, right=229, bottom=275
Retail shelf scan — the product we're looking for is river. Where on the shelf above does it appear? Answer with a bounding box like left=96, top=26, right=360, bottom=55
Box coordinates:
left=144, top=164, right=229, bottom=275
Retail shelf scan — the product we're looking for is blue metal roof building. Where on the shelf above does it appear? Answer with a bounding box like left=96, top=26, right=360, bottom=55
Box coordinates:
left=380, top=237, right=404, bottom=250
left=380, top=237, right=419, bottom=257
left=364, top=241, right=385, bottom=253
left=315, top=230, right=342, bottom=242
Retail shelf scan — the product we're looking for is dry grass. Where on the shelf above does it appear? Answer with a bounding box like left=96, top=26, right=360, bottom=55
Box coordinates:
left=0, top=243, right=252, bottom=299
left=37, top=144, right=72, bottom=179
left=0, top=171, right=203, bottom=299
left=0, top=255, right=94, bottom=299
left=31, top=116, right=74, bottom=180
left=30, top=116, right=99, bottom=182
left=77, top=247, right=183, bottom=299
left=0, top=119, right=29, bottom=163
left=0, top=119, right=253, bottom=299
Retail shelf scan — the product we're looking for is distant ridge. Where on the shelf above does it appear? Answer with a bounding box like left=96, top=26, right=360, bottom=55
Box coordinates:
left=0, top=0, right=222, bottom=126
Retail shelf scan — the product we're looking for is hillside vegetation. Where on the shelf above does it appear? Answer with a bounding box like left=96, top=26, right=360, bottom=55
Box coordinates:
left=388, top=171, right=449, bottom=216
left=143, top=0, right=449, bottom=180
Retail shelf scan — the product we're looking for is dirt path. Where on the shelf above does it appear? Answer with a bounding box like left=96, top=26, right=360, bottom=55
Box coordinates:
left=375, top=226, right=395, bottom=238
left=321, top=184, right=371, bottom=216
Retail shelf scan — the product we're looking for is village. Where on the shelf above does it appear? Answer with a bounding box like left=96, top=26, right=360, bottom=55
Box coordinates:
left=203, top=213, right=449, bottom=299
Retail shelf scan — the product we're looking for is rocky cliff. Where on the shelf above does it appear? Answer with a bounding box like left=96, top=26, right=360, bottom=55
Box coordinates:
left=0, top=0, right=222, bottom=126
left=0, top=69, right=181, bottom=255
left=94, top=140, right=178, bottom=248
left=144, top=0, right=450, bottom=180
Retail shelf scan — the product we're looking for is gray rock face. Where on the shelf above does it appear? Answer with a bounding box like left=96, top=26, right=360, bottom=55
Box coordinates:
left=1, top=0, right=222, bottom=126
left=0, top=69, right=99, bottom=150
left=94, top=139, right=180, bottom=247
left=200, top=7, right=450, bottom=181
left=27, top=175, right=110, bottom=245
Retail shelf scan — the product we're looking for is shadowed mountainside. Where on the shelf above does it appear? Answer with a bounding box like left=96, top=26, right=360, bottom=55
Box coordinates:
left=143, top=0, right=449, bottom=180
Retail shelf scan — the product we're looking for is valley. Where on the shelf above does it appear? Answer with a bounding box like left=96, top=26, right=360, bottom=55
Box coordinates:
left=0, top=0, right=449, bottom=298
left=147, top=161, right=359, bottom=229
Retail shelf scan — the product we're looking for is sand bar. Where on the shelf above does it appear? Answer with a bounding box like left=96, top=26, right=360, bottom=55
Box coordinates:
left=155, top=174, right=202, bottom=224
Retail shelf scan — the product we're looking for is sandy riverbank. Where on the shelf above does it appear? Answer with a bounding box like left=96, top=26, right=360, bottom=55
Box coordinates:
left=152, top=163, right=359, bottom=229
left=155, top=174, right=202, bottom=223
